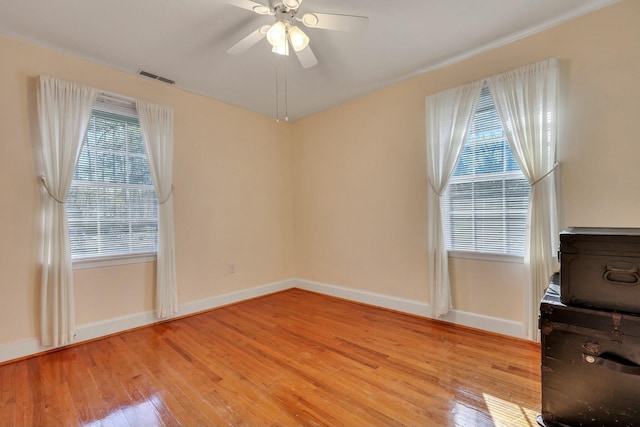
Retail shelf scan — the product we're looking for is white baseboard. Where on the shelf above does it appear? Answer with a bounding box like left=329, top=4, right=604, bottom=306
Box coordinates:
left=0, top=278, right=295, bottom=364
left=1, top=277, right=527, bottom=364
left=293, top=278, right=526, bottom=340
left=294, top=278, right=432, bottom=317
left=438, top=308, right=526, bottom=340
left=178, top=279, right=295, bottom=316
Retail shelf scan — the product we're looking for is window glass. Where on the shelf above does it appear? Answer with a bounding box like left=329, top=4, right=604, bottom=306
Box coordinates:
left=66, top=106, right=158, bottom=260
left=443, top=85, right=530, bottom=257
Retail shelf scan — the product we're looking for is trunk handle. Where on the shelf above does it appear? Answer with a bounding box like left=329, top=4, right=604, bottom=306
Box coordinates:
left=603, top=265, right=640, bottom=285
left=583, top=352, right=640, bottom=376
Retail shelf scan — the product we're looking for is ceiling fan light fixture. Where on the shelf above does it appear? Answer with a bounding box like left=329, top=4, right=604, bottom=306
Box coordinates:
left=287, top=25, right=309, bottom=51
left=283, top=0, right=302, bottom=9
left=266, top=21, right=287, bottom=48
left=272, top=42, right=289, bottom=56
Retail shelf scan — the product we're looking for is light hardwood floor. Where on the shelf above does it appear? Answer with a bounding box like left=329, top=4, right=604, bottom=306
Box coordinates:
left=0, top=288, right=541, bottom=426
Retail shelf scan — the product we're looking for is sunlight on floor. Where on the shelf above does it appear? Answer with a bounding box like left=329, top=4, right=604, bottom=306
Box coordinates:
left=483, top=393, right=540, bottom=427
left=82, top=394, right=164, bottom=427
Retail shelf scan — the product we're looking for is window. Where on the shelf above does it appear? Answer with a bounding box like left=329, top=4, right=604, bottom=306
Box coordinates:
left=443, top=84, right=530, bottom=257
left=66, top=97, right=158, bottom=263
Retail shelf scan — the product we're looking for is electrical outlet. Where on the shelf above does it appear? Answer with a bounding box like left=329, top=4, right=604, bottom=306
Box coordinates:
left=228, top=264, right=236, bottom=274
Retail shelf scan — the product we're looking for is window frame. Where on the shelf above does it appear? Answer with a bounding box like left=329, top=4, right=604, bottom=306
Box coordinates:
left=67, top=94, right=158, bottom=269
left=443, top=85, right=530, bottom=263
left=72, top=252, right=157, bottom=270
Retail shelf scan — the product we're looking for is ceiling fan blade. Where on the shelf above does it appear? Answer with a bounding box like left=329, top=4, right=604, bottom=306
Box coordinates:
left=300, top=12, right=368, bottom=32
left=294, top=44, right=318, bottom=69
left=227, top=25, right=270, bottom=55
left=283, top=0, right=303, bottom=9
left=226, top=0, right=271, bottom=15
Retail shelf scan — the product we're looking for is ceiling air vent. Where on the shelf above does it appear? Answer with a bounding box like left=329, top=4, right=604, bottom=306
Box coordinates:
left=137, top=70, right=175, bottom=85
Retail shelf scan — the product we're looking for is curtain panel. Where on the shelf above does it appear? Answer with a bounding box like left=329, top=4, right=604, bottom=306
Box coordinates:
left=136, top=100, right=178, bottom=318
left=425, top=57, right=559, bottom=339
left=37, top=75, right=178, bottom=345
left=425, top=81, right=483, bottom=318
left=37, top=76, right=97, bottom=346
left=488, top=57, right=560, bottom=342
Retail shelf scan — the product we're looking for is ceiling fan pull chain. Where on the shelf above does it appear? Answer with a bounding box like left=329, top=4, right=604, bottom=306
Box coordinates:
left=285, top=63, right=289, bottom=122
left=275, top=64, right=280, bottom=123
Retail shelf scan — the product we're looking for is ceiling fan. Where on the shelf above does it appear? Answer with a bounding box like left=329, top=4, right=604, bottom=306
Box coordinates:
left=226, top=0, right=369, bottom=69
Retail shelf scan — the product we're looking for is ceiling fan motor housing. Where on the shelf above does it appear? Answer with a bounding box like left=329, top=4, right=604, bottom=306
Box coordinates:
left=273, top=6, right=297, bottom=24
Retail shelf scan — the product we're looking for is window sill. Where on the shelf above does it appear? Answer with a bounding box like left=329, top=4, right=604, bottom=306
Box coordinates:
left=72, top=253, right=157, bottom=270
left=447, top=250, right=524, bottom=264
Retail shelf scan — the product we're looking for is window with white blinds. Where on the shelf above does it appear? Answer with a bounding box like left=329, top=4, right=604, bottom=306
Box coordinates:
left=443, top=84, right=530, bottom=257
left=66, top=98, right=158, bottom=260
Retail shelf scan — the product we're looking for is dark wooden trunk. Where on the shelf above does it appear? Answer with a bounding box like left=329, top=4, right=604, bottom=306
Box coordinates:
left=539, top=274, right=640, bottom=426
left=560, top=227, right=640, bottom=313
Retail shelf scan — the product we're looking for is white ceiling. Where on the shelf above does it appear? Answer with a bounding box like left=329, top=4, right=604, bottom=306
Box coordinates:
left=0, top=0, right=619, bottom=121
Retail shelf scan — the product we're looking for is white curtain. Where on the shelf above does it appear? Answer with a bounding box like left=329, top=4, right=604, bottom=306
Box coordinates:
left=37, top=76, right=97, bottom=346
left=488, top=57, right=560, bottom=342
left=136, top=100, right=178, bottom=318
left=426, top=81, right=483, bottom=317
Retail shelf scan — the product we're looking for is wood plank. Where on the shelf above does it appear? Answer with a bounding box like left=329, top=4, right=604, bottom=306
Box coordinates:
left=0, top=361, right=16, bottom=425
left=0, top=288, right=541, bottom=426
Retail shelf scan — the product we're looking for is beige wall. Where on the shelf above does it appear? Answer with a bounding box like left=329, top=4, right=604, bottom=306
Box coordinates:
left=0, top=35, right=295, bottom=346
left=1, top=0, right=639, bottom=351
left=292, top=0, right=640, bottom=322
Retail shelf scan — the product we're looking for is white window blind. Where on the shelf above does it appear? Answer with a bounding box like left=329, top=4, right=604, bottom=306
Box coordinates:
left=66, top=97, right=158, bottom=260
left=443, top=84, right=530, bottom=257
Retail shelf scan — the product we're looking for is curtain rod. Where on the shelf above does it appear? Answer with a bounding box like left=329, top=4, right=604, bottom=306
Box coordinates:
left=97, top=90, right=136, bottom=104
left=38, top=75, right=170, bottom=110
